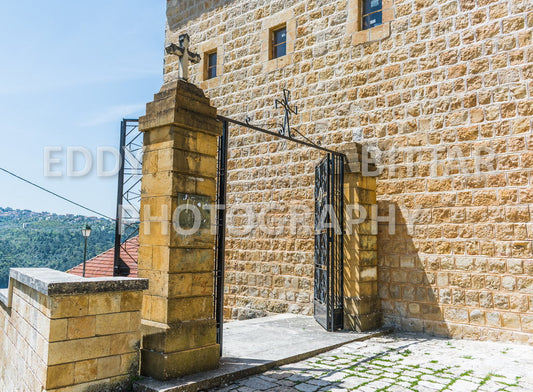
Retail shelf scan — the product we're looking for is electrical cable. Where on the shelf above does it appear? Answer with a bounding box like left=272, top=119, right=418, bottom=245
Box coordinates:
left=0, top=167, right=115, bottom=221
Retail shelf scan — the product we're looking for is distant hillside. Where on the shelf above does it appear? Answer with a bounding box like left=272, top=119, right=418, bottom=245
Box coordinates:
left=0, top=207, right=116, bottom=288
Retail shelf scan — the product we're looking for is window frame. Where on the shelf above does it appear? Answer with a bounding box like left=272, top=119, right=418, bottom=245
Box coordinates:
left=198, top=37, right=223, bottom=88
left=206, top=50, right=218, bottom=80
left=361, top=0, right=383, bottom=31
left=271, top=25, right=287, bottom=60
left=260, top=9, right=296, bottom=72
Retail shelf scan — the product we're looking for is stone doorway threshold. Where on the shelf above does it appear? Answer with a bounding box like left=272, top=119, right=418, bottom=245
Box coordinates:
left=134, top=314, right=391, bottom=392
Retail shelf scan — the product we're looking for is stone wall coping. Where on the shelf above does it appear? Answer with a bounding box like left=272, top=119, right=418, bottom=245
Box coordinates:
left=1, top=268, right=148, bottom=305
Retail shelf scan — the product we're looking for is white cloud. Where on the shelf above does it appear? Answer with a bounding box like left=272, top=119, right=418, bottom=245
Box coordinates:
left=0, top=68, right=161, bottom=97
left=80, top=103, right=146, bottom=127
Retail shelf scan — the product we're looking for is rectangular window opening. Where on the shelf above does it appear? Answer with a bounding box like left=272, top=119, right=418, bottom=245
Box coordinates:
left=362, top=0, right=383, bottom=30
left=206, top=51, right=217, bottom=80
left=271, top=25, right=287, bottom=59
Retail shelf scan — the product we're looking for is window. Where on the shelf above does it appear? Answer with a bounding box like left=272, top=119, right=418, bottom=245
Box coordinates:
left=261, top=11, right=296, bottom=69
left=362, top=0, right=383, bottom=30
left=206, top=51, right=217, bottom=79
left=271, top=26, right=287, bottom=59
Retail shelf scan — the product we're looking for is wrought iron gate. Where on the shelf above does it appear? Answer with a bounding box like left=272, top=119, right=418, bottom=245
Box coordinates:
left=214, top=115, right=346, bottom=353
left=314, top=153, right=344, bottom=331
left=214, top=121, right=229, bottom=355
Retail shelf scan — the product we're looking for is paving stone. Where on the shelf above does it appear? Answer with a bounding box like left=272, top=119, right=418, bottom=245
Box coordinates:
left=321, top=371, right=347, bottom=382
left=236, top=387, right=256, bottom=392
left=379, top=377, right=398, bottom=385
left=401, top=370, right=420, bottom=378
left=264, top=371, right=293, bottom=380
left=388, top=386, right=409, bottom=392
left=447, top=379, right=481, bottom=391
left=417, top=380, right=443, bottom=390
left=258, top=375, right=279, bottom=383
left=294, top=382, right=320, bottom=392
left=357, top=386, right=379, bottom=392
left=287, top=374, right=311, bottom=382
left=422, top=374, right=450, bottom=384
left=277, top=379, right=296, bottom=387
left=209, top=333, right=533, bottom=392
left=338, top=376, right=370, bottom=388
left=307, top=378, right=330, bottom=386
left=367, top=380, right=391, bottom=389
left=239, top=377, right=278, bottom=390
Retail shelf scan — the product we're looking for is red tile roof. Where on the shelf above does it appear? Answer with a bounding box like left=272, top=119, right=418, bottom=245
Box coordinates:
left=68, top=236, right=138, bottom=278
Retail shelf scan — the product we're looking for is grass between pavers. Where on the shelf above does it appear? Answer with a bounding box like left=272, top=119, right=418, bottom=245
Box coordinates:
left=211, top=338, right=528, bottom=392
left=277, top=345, right=526, bottom=392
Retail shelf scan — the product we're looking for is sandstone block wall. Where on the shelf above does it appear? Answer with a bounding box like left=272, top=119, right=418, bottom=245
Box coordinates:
left=0, top=268, right=148, bottom=391
left=343, top=145, right=381, bottom=331
left=165, top=0, right=533, bottom=342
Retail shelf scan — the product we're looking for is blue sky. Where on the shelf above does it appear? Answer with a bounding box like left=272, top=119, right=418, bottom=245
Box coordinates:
left=0, top=1, right=166, bottom=218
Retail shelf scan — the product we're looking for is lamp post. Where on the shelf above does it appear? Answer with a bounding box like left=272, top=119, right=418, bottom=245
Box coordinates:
left=81, top=225, right=92, bottom=277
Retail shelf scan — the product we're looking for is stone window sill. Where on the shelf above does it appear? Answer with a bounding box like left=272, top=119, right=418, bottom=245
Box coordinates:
left=347, top=0, right=394, bottom=45
left=264, top=54, right=293, bottom=73
left=199, top=76, right=221, bottom=90
left=352, top=22, right=391, bottom=45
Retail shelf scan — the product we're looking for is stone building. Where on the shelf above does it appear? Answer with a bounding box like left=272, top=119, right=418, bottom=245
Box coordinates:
left=164, top=0, right=533, bottom=343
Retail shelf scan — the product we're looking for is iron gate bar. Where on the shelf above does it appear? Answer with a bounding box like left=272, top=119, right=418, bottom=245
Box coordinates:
left=214, top=120, right=229, bottom=355
left=328, top=156, right=333, bottom=331
left=339, top=156, right=345, bottom=329
left=333, top=154, right=345, bottom=330
left=217, top=115, right=345, bottom=158
left=214, top=115, right=346, bottom=342
left=314, top=157, right=329, bottom=329
left=314, top=154, right=345, bottom=331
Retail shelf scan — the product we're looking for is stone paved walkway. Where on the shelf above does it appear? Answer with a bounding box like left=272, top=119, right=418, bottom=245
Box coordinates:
left=208, top=333, right=533, bottom=392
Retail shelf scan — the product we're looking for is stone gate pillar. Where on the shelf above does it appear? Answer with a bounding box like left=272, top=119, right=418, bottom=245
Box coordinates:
left=138, top=80, right=221, bottom=380
left=342, top=144, right=381, bottom=331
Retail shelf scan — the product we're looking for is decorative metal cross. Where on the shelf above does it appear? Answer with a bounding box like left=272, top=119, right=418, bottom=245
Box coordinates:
left=275, top=89, right=298, bottom=138
left=165, top=33, right=201, bottom=81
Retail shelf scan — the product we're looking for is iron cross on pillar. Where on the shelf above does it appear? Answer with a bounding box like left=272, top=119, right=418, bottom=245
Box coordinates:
left=165, top=33, right=201, bottom=81
left=275, top=89, right=298, bottom=138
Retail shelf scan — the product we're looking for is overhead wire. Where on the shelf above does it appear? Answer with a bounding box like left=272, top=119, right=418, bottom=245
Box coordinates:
left=0, top=167, right=115, bottom=221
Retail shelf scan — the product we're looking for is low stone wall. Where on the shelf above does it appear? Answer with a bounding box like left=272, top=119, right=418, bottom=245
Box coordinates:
left=0, top=268, right=148, bottom=391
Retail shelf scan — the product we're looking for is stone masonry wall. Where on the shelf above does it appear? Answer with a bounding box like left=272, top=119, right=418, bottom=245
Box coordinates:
left=0, top=269, right=147, bottom=391
left=0, top=280, right=48, bottom=391
left=165, top=0, right=533, bottom=342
